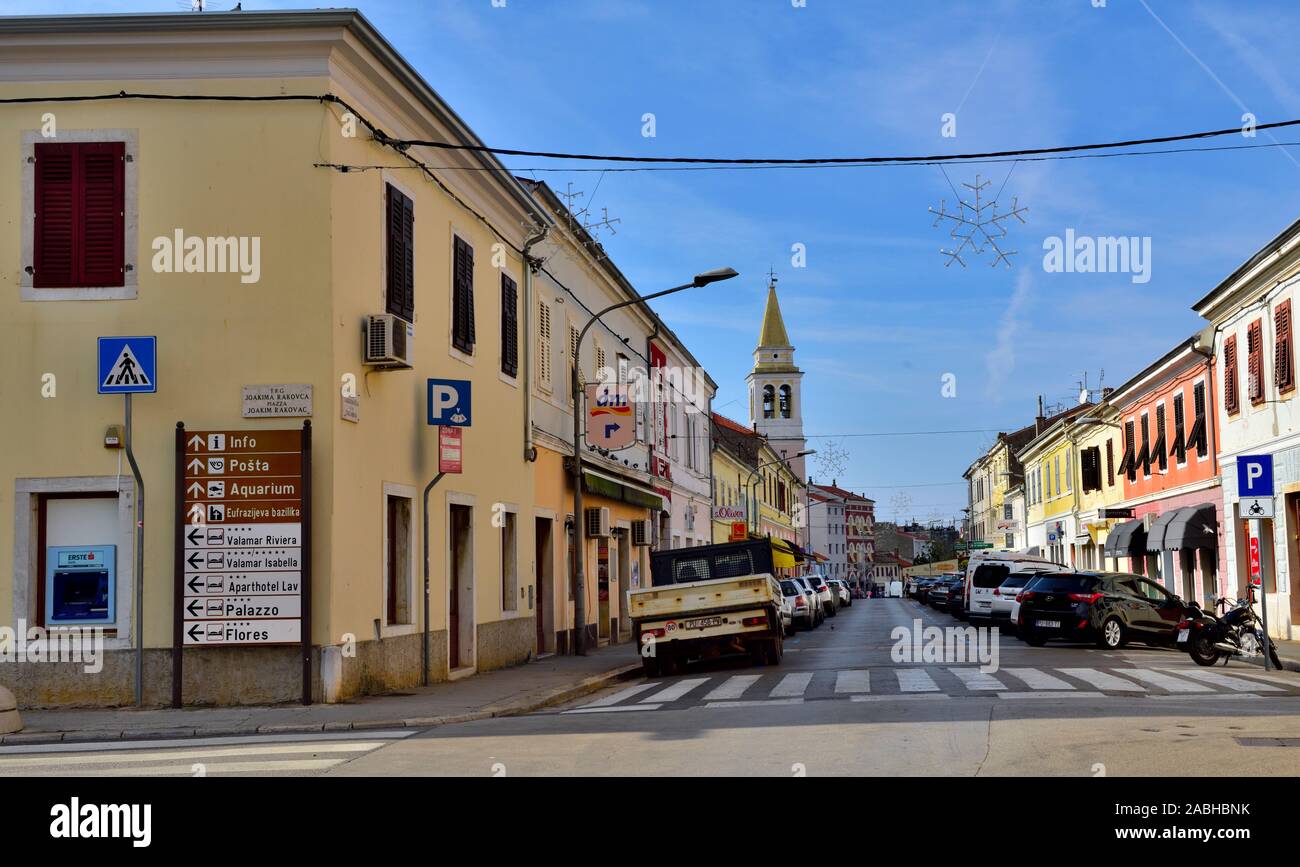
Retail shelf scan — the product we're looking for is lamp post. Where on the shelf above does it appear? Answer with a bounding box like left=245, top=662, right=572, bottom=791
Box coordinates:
left=571, top=267, right=738, bottom=655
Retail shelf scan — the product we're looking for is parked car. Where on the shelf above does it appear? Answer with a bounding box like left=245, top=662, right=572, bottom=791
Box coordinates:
left=990, top=573, right=1037, bottom=627
left=1017, top=572, right=1195, bottom=649
left=829, top=578, right=852, bottom=608
left=912, top=577, right=938, bottom=604
left=948, top=580, right=967, bottom=619
left=963, top=551, right=1066, bottom=621
left=781, top=579, right=817, bottom=631
left=802, top=571, right=837, bottom=617
left=928, top=576, right=959, bottom=610
left=789, top=576, right=823, bottom=627
left=1008, top=574, right=1050, bottom=635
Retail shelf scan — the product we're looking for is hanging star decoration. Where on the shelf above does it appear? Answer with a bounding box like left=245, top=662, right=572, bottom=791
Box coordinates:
left=929, top=170, right=1028, bottom=268
left=813, top=439, right=850, bottom=480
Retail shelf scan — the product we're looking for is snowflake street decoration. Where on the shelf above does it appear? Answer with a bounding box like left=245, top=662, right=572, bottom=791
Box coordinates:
left=928, top=173, right=1028, bottom=268
left=812, top=439, right=849, bottom=480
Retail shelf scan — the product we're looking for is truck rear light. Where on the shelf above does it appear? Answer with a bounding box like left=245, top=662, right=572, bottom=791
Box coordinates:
left=646, top=628, right=666, bottom=638
left=1069, top=592, right=1103, bottom=604
left=742, top=616, right=767, bottom=627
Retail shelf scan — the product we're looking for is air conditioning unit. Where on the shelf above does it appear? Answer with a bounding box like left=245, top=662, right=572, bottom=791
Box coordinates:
left=631, top=520, right=651, bottom=547
left=585, top=507, right=612, bottom=538
left=363, top=314, right=413, bottom=369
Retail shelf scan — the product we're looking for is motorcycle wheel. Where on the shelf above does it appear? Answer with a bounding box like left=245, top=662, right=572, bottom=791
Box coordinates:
left=1188, top=633, right=1220, bottom=667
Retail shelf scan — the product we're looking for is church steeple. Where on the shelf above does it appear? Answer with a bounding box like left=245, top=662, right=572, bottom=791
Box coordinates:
left=746, top=271, right=807, bottom=479
left=758, top=281, right=791, bottom=351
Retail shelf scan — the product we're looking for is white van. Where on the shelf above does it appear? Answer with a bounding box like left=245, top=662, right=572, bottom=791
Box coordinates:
left=963, top=551, right=1067, bottom=621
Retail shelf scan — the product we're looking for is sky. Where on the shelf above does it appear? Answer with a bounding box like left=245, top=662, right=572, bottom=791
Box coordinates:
left=10, top=0, right=1300, bottom=524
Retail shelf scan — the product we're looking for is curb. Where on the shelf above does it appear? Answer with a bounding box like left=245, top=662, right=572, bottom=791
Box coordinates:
left=1, top=662, right=642, bottom=745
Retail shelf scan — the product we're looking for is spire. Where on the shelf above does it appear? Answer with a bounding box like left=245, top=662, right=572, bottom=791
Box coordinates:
left=757, top=273, right=791, bottom=349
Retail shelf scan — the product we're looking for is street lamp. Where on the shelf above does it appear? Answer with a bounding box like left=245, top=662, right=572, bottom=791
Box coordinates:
left=571, top=267, right=738, bottom=655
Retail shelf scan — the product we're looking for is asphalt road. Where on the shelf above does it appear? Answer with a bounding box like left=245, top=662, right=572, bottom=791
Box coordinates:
left=7, top=597, right=1300, bottom=776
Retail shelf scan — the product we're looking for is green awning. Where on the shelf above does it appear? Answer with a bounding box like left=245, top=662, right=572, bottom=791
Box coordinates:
left=581, top=470, right=663, bottom=512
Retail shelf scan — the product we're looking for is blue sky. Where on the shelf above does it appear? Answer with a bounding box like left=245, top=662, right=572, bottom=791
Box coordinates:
left=11, top=0, right=1300, bottom=523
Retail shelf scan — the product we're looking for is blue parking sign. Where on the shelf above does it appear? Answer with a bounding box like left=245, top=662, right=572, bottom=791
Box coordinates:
left=98, top=336, right=157, bottom=394
left=426, top=378, right=471, bottom=426
left=1237, top=454, right=1274, bottom=498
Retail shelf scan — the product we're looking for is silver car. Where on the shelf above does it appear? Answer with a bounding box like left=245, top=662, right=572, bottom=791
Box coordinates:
left=781, top=578, right=816, bottom=631
left=801, top=571, right=837, bottom=617
left=789, top=576, right=823, bottom=626
left=828, top=578, right=852, bottom=608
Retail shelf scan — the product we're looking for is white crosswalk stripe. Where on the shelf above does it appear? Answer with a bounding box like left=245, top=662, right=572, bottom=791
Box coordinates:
left=641, top=677, right=708, bottom=703
left=895, top=669, right=940, bottom=692
left=1120, top=668, right=1212, bottom=693
left=1005, top=668, right=1075, bottom=690
left=771, top=672, right=814, bottom=697
left=1159, top=668, right=1284, bottom=692
left=834, top=670, right=871, bottom=694
left=1057, top=668, right=1147, bottom=692
left=579, top=682, right=658, bottom=708
left=947, top=667, right=1006, bottom=690
left=703, top=674, right=762, bottom=700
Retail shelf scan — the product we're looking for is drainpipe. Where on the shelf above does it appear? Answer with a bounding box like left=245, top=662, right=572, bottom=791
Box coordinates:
left=646, top=321, right=661, bottom=547
left=522, top=226, right=549, bottom=463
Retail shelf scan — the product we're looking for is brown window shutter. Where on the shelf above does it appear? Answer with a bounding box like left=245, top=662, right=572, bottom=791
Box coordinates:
left=78, top=142, right=125, bottom=287
left=1248, top=320, right=1264, bottom=404
left=500, top=273, right=518, bottom=377
left=34, top=143, right=77, bottom=288
left=1154, top=405, right=1167, bottom=472
left=1277, top=301, right=1294, bottom=393
left=1223, top=335, right=1238, bottom=413
left=1171, top=393, right=1186, bottom=463
left=385, top=184, right=414, bottom=321
left=1106, top=439, right=1115, bottom=486
left=452, top=237, right=475, bottom=354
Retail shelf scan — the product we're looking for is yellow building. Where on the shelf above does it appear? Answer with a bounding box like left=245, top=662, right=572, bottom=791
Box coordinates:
left=1, top=10, right=557, bottom=706
left=710, top=415, right=754, bottom=544
left=709, top=413, right=802, bottom=549
left=1070, top=405, right=1126, bottom=569
left=1020, top=420, right=1080, bottom=565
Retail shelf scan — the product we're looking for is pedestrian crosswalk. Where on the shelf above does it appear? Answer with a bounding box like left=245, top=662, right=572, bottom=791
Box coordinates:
left=561, top=666, right=1300, bottom=713
left=0, top=730, right=412, bottom=777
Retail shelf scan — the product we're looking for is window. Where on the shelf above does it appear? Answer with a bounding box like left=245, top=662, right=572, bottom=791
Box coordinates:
left=501, top=510, right=518, bottom=611
left=34, top=141, right=126, bottom=289
left=1223, top=335, right=1240, bottom=414
left=1081, top=445, right=1101, bottom=492
left=762, top=385, right=775, bottom=418
left=1247, top=319, right=1264, bottom=405
left=385, top=493, right=413, bottom=626
left=1172, top=393, right=1186, bottom=465
left=500, top=273, right=518, bottom=377
left=1138, top=413, right=1151, bottom=477
left=1154, top=404, right=1167, bottom=473
left=1065, top=451, right=1072, bottom=492
left=1277, top=300, right=1295, bottom=394
left=385, top=184, right=415, bottom=321
left=1054, top=456, right=1060, bottom=494
left=1106, top=438, right=1114, bottom=486
left=568, top=322, right=581, bottom=397
left=537, top=300, right=552, bottom=387
left=452, top=236, right=476, bottom=354
left=779, top=385, right=792, bottom=419
left=595, top=345, right=606, bottom=382
left=1187, top=382, right=1208, bottom=458
left=1121, top=420, right=1136, bottom=482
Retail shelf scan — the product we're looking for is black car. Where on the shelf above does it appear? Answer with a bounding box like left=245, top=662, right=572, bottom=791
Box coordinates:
left=948, top=580, right=967, bottom=620
left=1017, top=572, right=1194, bottom=649
left=928, top=576, right=958, bottom=610
left=911, top=577, right=935, bottom=603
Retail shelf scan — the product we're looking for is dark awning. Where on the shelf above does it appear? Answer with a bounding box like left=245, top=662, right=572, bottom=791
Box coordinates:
left=1146, top=510, right=1179, bottom=552
left=1104, top=519, right=1146, bottom=557
left=1163, top=502, right=1218, bottom=550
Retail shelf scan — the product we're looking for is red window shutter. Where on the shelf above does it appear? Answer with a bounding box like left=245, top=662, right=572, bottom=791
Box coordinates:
left=1223, top=335, right=1239, bottom=414
left=78, top=142, right=125, bottom=287
left=33, top=143, right=77, bottom=288
left=1276, top=301, right=1294, bottom=392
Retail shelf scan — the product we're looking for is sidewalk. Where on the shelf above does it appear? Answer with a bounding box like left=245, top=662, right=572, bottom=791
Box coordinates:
left=5, top=644, right=641, bottom=745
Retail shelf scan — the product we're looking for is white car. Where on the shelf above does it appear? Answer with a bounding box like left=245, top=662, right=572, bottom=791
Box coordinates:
left=1007, top=574, right=1051, bottom=633
left=781, top=578, right=816, bottom=631
left=990, top=573, right=1036, bottom=625
left=828, top=578, right=852, bottom=607
left=801, top=571, right=837, bottom=616
left=963, top=551, right=1066, bottom=621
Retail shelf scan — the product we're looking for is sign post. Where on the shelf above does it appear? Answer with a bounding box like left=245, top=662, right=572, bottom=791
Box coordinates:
left=99, top=336, right=156, bottom=707
left=424, top=379, right=470, bottom=684
left=173, top=425, right=311, bottom=704
left=1237, top=455, right=1275, bottom=669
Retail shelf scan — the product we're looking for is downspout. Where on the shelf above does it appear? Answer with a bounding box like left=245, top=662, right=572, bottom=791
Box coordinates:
left=522, top=226, right=549, bottom=463
left=647, top=320, right=661, bottom=547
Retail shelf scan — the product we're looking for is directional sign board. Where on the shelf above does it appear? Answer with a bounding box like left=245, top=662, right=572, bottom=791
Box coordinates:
left=98, top=336, right=157, bottom=394
left=586, top=383, right=635, bottom=449
left=181, top=429, right=304, bottom=646
left=1237, top=454, right=1275, bottom=519
left=427, top=378, right=471, bottom=426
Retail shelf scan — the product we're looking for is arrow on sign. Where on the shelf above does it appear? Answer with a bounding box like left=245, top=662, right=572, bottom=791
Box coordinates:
left=187, top=552, right=203, bottom=569
left=187, top=458, right=204, bottom=474
left=187, top=528, right=203, bottom=545
left=188, top=435, right=204, bottom=451
left=187, top=482, right=204, bottom=498
left=188, top=576, right=203, bottom=593
left=186, top=599, right=203, bottom=617
left=188, top=504, right=205, bottom=525
left=605, top=423, right=621, bottom=438
left=187, top=624, right=203, bottom=642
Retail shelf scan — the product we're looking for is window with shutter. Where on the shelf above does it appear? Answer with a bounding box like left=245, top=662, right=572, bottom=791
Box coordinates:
left=1223, top=335, right=1239, bottom=414
left=34, top=141, right=125, bottom=288
left=1276, top=300, right=1295, bottom=393
left=1138, top=413, right=1151, bottom=477
left=1191, top=381, right=1208, bottom=456
left=1154, top=405, right=1167, bottom=472
left=1247, top=320, right=1264, bottom=405
left=1121, top=420, right=1136, bottom=482
left=595, top=345, right=606, bottom=382
left=500, top=273, right=518, bottom=378
left=537, top=300, right=552, bottom=388
left=1106, top=438, right=1115, bottom=486
left=568, top=323, right=581, bottom=397
left=385, top=185, right=415, bottom=321
left=452, top=236, right=475, bottom=354
left=1171, top=393, right=1186, bottom=464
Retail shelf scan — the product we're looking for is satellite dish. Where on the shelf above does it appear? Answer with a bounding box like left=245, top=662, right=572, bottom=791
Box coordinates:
left=1078, top=388, right=1089, bottom=405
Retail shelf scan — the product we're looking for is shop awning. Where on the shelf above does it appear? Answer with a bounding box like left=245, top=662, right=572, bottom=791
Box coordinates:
left=770, top=538, right=798, bottom=569
left=1104, top=518, right=1146, bottom=557
left=581, top=469, right=663, bottom=511
left=1163, top=502, right=1218, bottom=550
left=1146, top=510, right=1179, bottom=552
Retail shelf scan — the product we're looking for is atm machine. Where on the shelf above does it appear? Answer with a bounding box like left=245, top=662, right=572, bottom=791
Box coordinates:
left=45, top=545, right=116, bottom=625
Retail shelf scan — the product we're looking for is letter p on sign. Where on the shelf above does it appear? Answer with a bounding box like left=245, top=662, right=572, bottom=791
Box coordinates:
left=426, top=378, right=472, bottom=427
left=1237, top=454, right=1274, bottom=498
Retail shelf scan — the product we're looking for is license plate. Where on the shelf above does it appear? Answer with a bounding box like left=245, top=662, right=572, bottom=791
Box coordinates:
left=682, top=616, right=722, bottom=630
left=1176, top=629, right=1189, bottom=644
left=1035, top=619, right=1061, bottom=629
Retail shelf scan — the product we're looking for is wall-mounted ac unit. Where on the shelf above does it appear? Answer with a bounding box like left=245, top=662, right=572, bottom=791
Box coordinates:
left=363, top=314, right=413, bottom=369
left=585, top=507, right=612, bottom=538
left=631, top=519, right=651, bottom=547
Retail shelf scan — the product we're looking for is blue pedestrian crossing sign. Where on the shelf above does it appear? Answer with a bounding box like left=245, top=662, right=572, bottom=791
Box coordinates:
left=98, top=336, right=157, bottom=394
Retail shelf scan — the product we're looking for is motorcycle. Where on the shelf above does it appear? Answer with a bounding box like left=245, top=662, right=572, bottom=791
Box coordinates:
left=1177, top=584, right=1284, bottom=669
